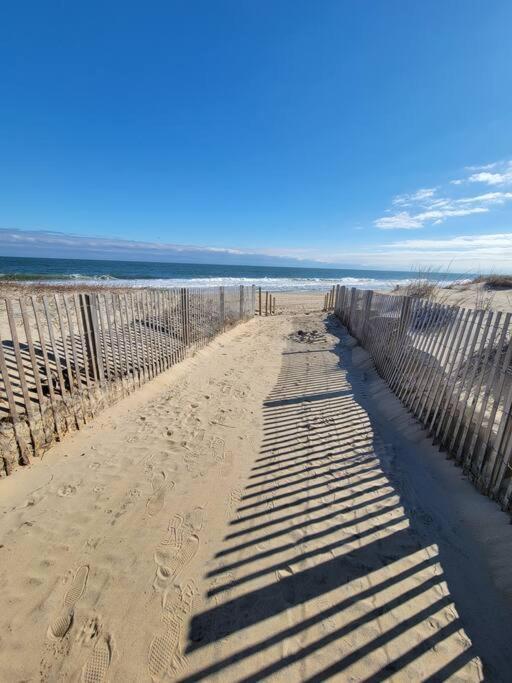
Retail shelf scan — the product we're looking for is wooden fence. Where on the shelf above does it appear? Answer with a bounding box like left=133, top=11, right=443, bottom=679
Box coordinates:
left=334, top=284, right=512, bottom=513
left=257, top=288, right=276, bottom=316
left=0, top=285, right=255, bottom=475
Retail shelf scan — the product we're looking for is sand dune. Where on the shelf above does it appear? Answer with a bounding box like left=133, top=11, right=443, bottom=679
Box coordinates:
left=1, top=304, right=512, bottom=681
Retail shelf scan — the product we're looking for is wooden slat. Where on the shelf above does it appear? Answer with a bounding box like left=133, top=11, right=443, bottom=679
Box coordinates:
left=5, top=298, right=38, bottom=451
left=63, top=295, right=87, bottom=425
left=426, top=307, right=468, bottom=437
left=31, top=296, right=62, bottom=440
left=0, top=306, right=30, bottom=467
left=457, top=310, right=500, bottom=466
left=91, top=293, right=107, bottom=387
left=72, top=293, right=95, bottom=418
left=134, top=292, right=148, bottom=383
left=472, top=313, right=512, bottom=475
left=418, top=305, right=460, bottom=424
left=19, top=297, right=51, bottom=446
left=409, top=304, right=450, bottom=415
left=43, top=295, right=73, bottom=431
left=435, top=309, right=479, bottom=448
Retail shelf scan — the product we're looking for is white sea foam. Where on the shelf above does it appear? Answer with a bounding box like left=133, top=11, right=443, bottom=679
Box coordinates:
left=38, top=275, right=460, bottom=291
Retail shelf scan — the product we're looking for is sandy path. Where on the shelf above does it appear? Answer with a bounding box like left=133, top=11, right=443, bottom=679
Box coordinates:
left=1, top=309, right=512, bottom=681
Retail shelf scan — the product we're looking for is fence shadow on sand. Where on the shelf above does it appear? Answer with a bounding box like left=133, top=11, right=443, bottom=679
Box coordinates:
left=179, top=318, right=482, bottom=682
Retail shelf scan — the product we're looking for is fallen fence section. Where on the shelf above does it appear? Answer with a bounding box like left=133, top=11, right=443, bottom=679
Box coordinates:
left=0, top=285, right=255, bottom=475
left=335, top=284, right=512, bottom=514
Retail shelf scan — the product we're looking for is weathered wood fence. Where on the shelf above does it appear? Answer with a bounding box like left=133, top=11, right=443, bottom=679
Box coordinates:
left=0, top=285, right=255, bottom=475
left=257, top=288, right=276, bottom=316
left=334, top=284, right=512, bottom=513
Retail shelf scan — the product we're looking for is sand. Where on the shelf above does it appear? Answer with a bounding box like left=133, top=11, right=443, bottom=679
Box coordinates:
left=1, top=293, right=512, bottom=681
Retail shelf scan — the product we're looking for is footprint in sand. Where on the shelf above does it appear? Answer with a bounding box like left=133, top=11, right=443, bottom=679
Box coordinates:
left=58, top=484, right=78, bottom=497
left=148, top=581, right=196, bottom=680
left=161, top=515, right=184, bottom=548
left=153, top=534, right=199, bottom=593
left=48, top=565, right=89, bottom=640
left=146, top=472, right=174, bottom=517
left=162, top=579, right=198, bottom=623
left=81, top=634, right=112, bottom=683
left=211, top=436, right=225, bottom=464
left=185, top=507, right=206, bottom=533
left=148, top=617, right=184, bottom=680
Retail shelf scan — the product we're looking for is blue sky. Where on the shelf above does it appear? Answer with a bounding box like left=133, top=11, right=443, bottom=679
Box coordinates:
left=1, top=1, right=512, bottom=271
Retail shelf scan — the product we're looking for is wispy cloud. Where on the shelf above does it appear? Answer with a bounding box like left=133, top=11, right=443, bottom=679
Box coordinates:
left=374, top=212, right=424, bottom=230
left=0, top=228, right=340, bottom=267
left=391, top=188, right=437, bottom=207
left=3, top=226, right=512, bottom=272
left=375, top=161, right=512, bottom=230
left=453, top=160, right=512, bottom=187
left=375, top=205, right=489, bottom=230
left=320, top=232, right=512, bottom=271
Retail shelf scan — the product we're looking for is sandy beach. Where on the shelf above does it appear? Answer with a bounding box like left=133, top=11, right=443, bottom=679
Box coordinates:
left=1, top=293, right=512, bottom=681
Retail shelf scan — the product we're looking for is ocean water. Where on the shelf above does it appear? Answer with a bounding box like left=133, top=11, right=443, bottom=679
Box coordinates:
left=0, top=256, right=466, bottom=292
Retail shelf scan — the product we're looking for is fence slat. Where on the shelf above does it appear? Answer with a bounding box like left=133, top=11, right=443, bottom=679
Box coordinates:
left=0, top=285, right=261, bottom=476
left=19, top=298, right=51, bottom=445
left=0, top=314, right=31, bottom=467
left=336, top=287, right=512, bottom=515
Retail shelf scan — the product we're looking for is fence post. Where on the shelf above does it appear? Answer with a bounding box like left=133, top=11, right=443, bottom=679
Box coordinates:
left=339, top=286, right=346, bottom=322
left=398, top=296, right=411, bottom=341
left=334, top=284, right=340, bottom=313
left=219, top=286, right=225, bottom=330
left=258, top=287, right=262, bottom=316
left=362, top=290, right=373, bottom=342
left=348, top=287, right=357, bottom=331
left=265, top=291, right=269, bottom=316
left=239, top=285, right=244, bottom=320
left=80, top=294, right=100, bottom=381
left=0, top=322, right=30, bottom=468
left=180, top=288, right=190, bottom=347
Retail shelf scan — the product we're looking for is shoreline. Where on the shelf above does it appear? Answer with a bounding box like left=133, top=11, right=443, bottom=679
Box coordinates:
left=2, top=280, right=512, bottom=314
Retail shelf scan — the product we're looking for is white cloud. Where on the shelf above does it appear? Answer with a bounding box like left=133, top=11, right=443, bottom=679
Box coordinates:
left=451, top=160, right=512, bottom=187
left=392, top=188, right=437, bottom=207
left=375, top=205, right=490, bottom=230
left=389, top=233, right=512, bottom=250
left=4, top=226, right=512, bottom=272
left=375, top=212, right=424, bottom=230
left=322, top=232, right=512, bottom=271
left=456, top=192, right=512, bottom=204
left=466, top=161, right=502, bottom=172
left=376, top=162, right=512, bottom=230
left=468, top=169, right=512, bottom=186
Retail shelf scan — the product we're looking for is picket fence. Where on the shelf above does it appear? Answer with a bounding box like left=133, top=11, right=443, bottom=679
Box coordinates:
left=0, top=285, right=255, bottom=475
left=333, top=285, right=512, bottom=512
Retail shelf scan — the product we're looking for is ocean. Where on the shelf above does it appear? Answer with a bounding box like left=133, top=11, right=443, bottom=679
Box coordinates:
left=0, top=256, right=466, bottom=291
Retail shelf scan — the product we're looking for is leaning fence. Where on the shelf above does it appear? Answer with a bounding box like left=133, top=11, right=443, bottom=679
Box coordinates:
left=334, top=284, right=512, bottom=513
left=0, top=285, right=255, bottom=475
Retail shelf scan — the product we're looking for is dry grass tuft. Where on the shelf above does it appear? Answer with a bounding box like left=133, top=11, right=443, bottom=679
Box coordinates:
left=392, top=267, right=452, bottom=302
left=472, top=275, right=512, bottom=290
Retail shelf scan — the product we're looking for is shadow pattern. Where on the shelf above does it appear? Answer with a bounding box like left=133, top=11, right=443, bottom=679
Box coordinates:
left=179, top=319, right=480, bottom=681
